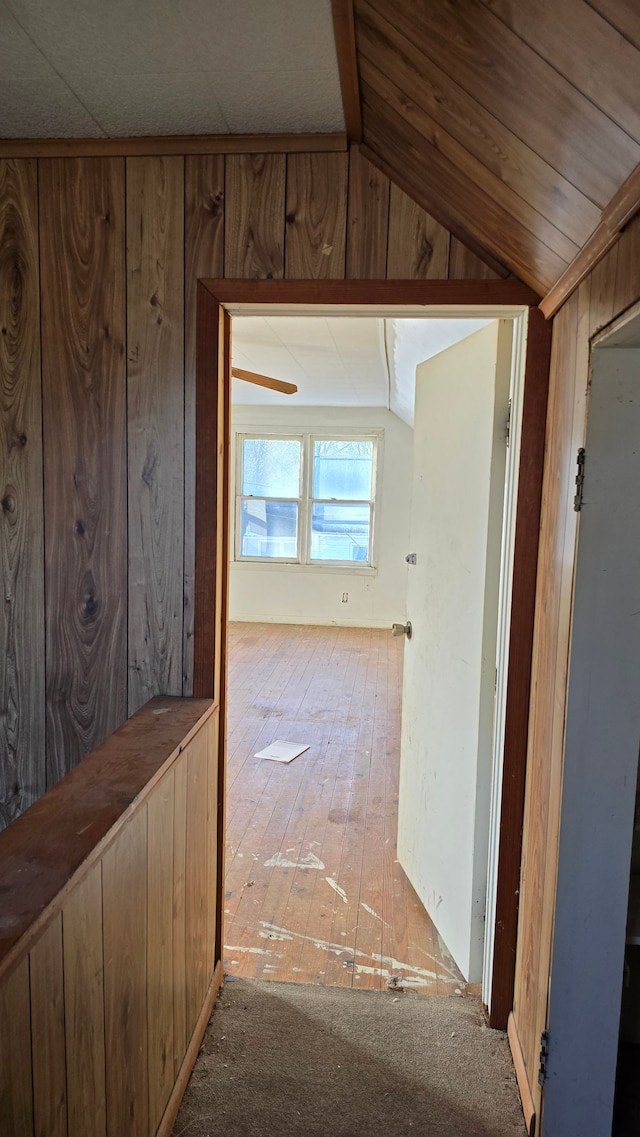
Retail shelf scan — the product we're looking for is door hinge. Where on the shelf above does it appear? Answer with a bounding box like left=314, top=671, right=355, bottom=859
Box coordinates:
left=505, top=399, right=512, bottom=448
left=574, top=447, right=586, bottom=511
left=538, top=1029, right=550, bottom=1086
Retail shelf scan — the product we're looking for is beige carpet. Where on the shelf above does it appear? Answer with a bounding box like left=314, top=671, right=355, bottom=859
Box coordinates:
left=173, top=978, right=527, bottom=1136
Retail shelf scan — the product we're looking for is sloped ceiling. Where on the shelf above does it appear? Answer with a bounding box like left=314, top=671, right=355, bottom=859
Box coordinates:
left=353, top=0, right=640, bottom=296
left=0, top=0, right=344, bottom=137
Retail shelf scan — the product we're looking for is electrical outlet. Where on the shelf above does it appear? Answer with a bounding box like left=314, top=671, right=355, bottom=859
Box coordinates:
left=342, top=592, right=349, bottom=603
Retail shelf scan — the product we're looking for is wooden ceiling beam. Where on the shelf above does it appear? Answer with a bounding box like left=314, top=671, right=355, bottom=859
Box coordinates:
left=331, top=0, right=363, bottom=142
left=0, top=133, right=348, bottom=159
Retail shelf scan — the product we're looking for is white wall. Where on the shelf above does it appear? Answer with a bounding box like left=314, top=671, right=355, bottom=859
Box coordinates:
left=229, top=406, right=413, bottom=628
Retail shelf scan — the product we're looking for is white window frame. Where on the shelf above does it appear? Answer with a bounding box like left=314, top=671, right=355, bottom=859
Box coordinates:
left=234, top=430, right=380, bottom=568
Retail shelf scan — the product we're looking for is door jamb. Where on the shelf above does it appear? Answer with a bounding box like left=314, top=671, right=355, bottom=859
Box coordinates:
left=192, top=278, right=550, bottom=1016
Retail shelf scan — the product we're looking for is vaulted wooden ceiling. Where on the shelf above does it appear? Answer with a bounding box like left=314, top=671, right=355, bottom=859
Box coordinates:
left=349, top=0, right=640, bottom=301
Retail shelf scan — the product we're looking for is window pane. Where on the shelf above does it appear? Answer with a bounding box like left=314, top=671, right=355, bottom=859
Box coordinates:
left=310, top=503, right=370, bottom=562
left=313, top=440, right=373, bottom=500
left=239, top=499, right=298, bottom=558
left=242, top=438, right=301, bottom=497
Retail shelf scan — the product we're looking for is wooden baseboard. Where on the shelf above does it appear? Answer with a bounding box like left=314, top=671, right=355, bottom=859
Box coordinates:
left=156, top=959, right=224, bottom=1137
left=507, top=1012, right=537, bottom=1136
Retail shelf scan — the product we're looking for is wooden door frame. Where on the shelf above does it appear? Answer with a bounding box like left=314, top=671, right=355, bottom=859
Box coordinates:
left=192, top=278, right=550, bottom=1021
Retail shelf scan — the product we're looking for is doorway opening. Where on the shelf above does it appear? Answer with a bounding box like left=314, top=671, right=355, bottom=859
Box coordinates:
left=195, top=277, right=550, bottom=1032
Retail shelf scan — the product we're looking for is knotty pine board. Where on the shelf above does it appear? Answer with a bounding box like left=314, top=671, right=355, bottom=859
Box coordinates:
left=0, top=158, right=45, bottom=828
left=126, top=155, right=185, bottom=714
left=224, top=153, right=286, bottom=279
left=345, top=144, right=390, bottom=279
left=285, top=152, right=348, bottom=278
left=39, top=156, right=127, bottom=786
left=387, top=182, right=450, bottom=279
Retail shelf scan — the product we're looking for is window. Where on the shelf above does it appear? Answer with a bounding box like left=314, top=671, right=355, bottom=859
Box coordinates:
left=235, top=434, right=378, bottom=566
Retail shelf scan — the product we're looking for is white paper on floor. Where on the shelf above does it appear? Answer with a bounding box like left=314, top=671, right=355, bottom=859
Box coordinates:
left=254, top=740, right=310, bottom=763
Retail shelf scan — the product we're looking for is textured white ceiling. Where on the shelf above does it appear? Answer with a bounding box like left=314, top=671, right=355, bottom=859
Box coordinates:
left=232, top=316, right=390, bottom=408
left=231, top=315, right=494, bottom=419
left=0, top=0, right=344, bottom=137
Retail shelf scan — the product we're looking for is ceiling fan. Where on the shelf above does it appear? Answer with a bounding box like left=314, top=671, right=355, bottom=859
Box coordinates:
left=232, top=367, right=297, bottom=395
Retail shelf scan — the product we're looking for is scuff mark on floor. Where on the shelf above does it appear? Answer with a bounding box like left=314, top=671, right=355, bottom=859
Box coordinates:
left=224, top=944, right=285, bottom=958
left=360, top=902, right=388, bottom=925
left=325, top=877, right=348, bottom=904
left=264, top=851, right=325, bottom=870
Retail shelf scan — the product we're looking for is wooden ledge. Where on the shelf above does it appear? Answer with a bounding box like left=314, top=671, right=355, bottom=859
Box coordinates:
left=0, top=696, right=214, bottom=976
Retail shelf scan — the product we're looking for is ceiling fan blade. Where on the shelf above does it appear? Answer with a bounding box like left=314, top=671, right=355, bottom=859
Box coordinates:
left=232, top=367, right=298, bottom=395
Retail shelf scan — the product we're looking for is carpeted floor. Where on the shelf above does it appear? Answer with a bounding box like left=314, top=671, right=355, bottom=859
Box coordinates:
left=173, top=979, right=526, bottom=1136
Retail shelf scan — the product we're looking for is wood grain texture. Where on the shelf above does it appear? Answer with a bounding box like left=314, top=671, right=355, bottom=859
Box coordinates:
left=206, top=710, right=219, bottom=980
left=483, top=0, right=640, bottom=144
left=103, top=805, right=149, bottom=1137
left=387, top=183, right=449, bottom=278
left=63, top=864, right=106, bottom=1137
left=0, top=957, right=33, bottom=1137
left=448, top=237, right=500, bottom=281
left=332, top=0, right=363, bottom=142
left=193, top=284, right=221, bottom=699
left=361, top=81, right=566, bottom=293
left=589, top=0, right=640, bottom=51
left=0, top=158, right=44, bottom=829
left=30, top=915, right=67, bottom=1137
left=358, top=54, right=581, bottom=268
left=183, top=155, right=225, bottom=697
left=356, top=1, right=601, bottom=249
left=224, top=154, right=286, bottom=279
left=147, top=771, right=175, bottom=1135
left=185, top=729, right=209, bottom=1036
left=39, top=157, right=127, bottom=785
left=346, top=144, right=389, bottom=278
left=126, top=156, right=185, bottom=714
left=359, top=0, right=639, bottom=209
left=202, top=277, right=538, bottom=307
left=172, top=751, right=188, bottom=1076
left=285, top=152, right=348, bottom=278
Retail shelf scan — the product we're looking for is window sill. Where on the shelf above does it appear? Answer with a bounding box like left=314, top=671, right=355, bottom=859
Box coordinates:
left=232, top=560, right=378, bottom=577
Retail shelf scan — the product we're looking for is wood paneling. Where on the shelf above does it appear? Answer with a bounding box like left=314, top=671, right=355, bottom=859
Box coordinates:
left=448, top=238, right=500, bottom=282
left=127, top=156, right=185, bottom=714
left=512, top=212, right=640, bottom=1125
left=0, top=701, right=219, bottom=1137
left=353, top=0, right=640, bottom=297
left=0, top=158, right=44, bottom=827
left=0, top=958, right=33, bottom=1137
left=39, top=156, right=127, bottom=785
left=30, top=915, right=67, bottom=1137
left=183, top=155, right=225, bottom=697
left=225, top=154, right=286, bottom=278
left=147, top=773, right=175, bottom=1135
left=346, top=144, right=389, bottom=278
left=103, top=805, right=149, bottom=1137
left=387, top=183, right=449, bottom=279
left=63, top=865, right=106, bottom=1137
left=185, top=729, right=209, bottom=1035
left=285, top=152, right=348, bottom=278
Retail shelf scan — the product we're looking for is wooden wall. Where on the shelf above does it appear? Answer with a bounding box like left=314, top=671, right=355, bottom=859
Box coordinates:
left=511, top=211, right=640, bottom=1125
left=0, top=142, right=500, bottom=827
left=0, top=697, right=219, bottom=1137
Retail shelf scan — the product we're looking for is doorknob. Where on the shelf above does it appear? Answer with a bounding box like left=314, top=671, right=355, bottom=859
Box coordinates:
left=392, top=621, right=412, bottom=639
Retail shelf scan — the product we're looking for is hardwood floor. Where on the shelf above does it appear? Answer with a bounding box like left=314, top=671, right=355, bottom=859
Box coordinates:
left=223, top=622, right=467, bottom=994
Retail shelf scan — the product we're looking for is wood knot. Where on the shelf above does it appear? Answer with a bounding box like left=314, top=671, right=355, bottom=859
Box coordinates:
left=286, top=212, right=296, bottom=224
left=75, top=520, right=85, bottom=536
left=18, top=433, right=27, bottom=447
left=1, top=494, right=15, bottom=514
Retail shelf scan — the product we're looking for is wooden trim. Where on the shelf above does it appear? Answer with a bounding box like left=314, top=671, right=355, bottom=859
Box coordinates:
left=540, top=162, right=640, bottom=319
left=215, top=313, right=231, bottom=966
left=193, top=282, right=221, bottom=699
left=156, top=959, right=224, bottom=1137
left=200, top=277, right=539, bottom=306
left=0, top=133, right=348, bottom=159
left=359, top=142, right=513, bottom=282
left=488, top=308, right=552, bottom=1030
left=508, top=1012, right=537, bottom=1136
left=332, top=1, right=363, bottom=142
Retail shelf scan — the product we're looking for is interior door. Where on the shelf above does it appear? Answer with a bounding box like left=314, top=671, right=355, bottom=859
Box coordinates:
left=397, top=320, right=512, bottom=983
